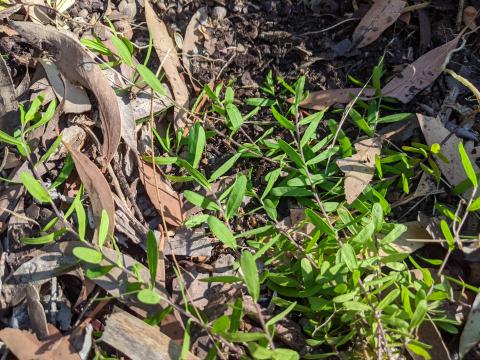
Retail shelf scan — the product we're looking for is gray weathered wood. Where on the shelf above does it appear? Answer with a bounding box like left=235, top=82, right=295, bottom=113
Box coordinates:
left=101, top=308, right=199, bottom=360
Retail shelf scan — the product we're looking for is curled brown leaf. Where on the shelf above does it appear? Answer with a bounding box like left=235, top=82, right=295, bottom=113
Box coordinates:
left=11, top=21, right=121, bottom=167
left=65, top=144, right=115, bottom=240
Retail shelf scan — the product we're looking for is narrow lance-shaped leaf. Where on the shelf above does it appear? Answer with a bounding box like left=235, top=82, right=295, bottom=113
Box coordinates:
left=146, top=230, right=158, bottom=288
left=240, top=251, right=260, bottom=302
left=20, top=172, right=51, bottom=204
left=111, top=36, right=133, bottom=66
left=226, top=174, right=247, bottom=220
left=207, top=216, right=236, bottom=249
left=136, top=64, right=166, bottom=96
left=459, top=142, right=478, bottom=189
left=98, top=210, right=109, bottom=248
left=187, top=122, right=206, bottom=168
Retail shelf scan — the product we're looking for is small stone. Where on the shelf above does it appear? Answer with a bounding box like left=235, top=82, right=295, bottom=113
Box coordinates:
left=114, top=20, right=133, bottom=40
left=78, top=9, right=89, bottom=18
left=212, top=6, right=227, bottom=20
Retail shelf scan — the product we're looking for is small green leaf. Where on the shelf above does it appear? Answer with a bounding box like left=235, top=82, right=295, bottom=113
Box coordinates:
left=21, top=229, right=66, bottom=245
left=410, top=299, right=427, bottom=329
left=306, top=146, right=339, bottom=166
left=73, top=247, right=103, bottom=264
left=26, top=99, right=57, bottom=133
left=270, top=187, right=312, bottom=197
left=0, top=129, right=24, bottom=147
left=98, top=210, right=109, bottom=248
left=225, top=103, right=244, bottom=131
left=111, top=35, right=133, bottom=66
left=137, top=288, right=162, bottom=305
left=183, top=190, right=219, bottom=211
left=136, top=64, right=166, bottom=96
left=440, top=220, right=455, bottom=250
left=187, top=123, right=206, bottom=168
left=261, top=168, right=282, bottom=200
left=305, top=209, right=336, bottom=237
left=36, top=134, right=62, bottom=166
left=207, top=216, right=236, bottom=248
left=20, top=172, right=51, bottom=203
left=73, top=189, right=86, bottom=241
left=377, top=289, right=400, bottom=310
left=50, top=154, right=74, bottom=189
left=86, top=265, right=115, bottom=279
left=212, top=315, right=230, bottom=335
left=271, top=106, right=295, bottom=131
left=379, top=224, right=407, bottom=245
left=240, top=251, right=260, bottom=302
left=176, top=159, right=211, bottom=190
left=371, top=202, right=383, bottom=232
left=184, top=214, right=209, bottom=228
left=146, top=230, right=158, bottom=287
left=377, top=113, right=413, bottom=123
left=200, top=275, right=243, bottom=283
left=277, top=139, right=305, bottom=168
left=343, top=301, right=371, bottom=312
left=406, top=342, right=431, bottom=360
left=209, top=153, right=242, bottom=181
left=226, top=174, right=247, bottom=219
left=266, top=301, right=297, bottom=327
left=469, top=197, right=480, bottom=212
left=339, top=243, right=358, bottom=272
left=459, top=142, right=478, bottom=188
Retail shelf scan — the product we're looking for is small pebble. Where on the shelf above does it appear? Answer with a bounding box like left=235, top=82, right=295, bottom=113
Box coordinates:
left=78, top=9, right=89, bottom=18
left=212, top=6, right=227, bottom=20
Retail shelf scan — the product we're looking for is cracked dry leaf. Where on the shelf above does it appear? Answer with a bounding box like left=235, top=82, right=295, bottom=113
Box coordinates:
left=11, top=21, right=121, bottom=167
left=139, top=161, right=184, bottom=227
left=65, top=144, right=115, bottom=240
left=382, top=36, right=461, bottom=103
left=337, top=137, right=382, bottom=204
left=144, top=0, right=191, bottom=130
left=299, top=88, right=375, bottom=110
left=352, top=0, right=406, bottom=48
left=417, top=114, right=480, bottom=194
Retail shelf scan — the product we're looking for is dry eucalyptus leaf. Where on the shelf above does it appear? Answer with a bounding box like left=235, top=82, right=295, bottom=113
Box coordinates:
left=65, top=144, right=115, bottom=239
left=299, top=88, right=375, bottom=110
left=182, top=7, right=208, bottom=87
left=0, top=324, right=81, bottom=360
left=336, top=137, right=382, bottom=204
left=11, top=21, right=121, bottom=167
left=144, top=0, right=191, bottom=130
left=382, top=36, right=461, bottom=103
left=139, top=161, right=184, bottom=227
left=417, top=114, right=480, bottom=193
left=39, top=59, right=92, bottom=114
left=352, top=0, right=406, bottom=48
